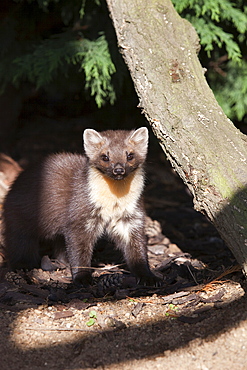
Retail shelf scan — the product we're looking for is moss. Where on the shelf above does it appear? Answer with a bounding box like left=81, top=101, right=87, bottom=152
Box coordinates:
left=208, top=169, right=233, bottom=199
left=208, top=163, right=247, bottom=200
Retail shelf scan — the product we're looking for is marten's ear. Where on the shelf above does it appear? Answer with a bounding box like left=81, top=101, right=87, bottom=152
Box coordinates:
left=129, top=127, right=149, bottom=157
left=83, top=129, right=105, bottom=158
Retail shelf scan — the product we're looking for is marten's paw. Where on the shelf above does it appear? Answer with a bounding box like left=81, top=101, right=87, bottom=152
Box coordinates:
left=137, top=271, right=164, bottom=287
left=72, top=270, right=93, bottom=287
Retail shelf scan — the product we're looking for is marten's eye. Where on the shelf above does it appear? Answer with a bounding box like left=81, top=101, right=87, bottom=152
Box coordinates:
left=101, top=154, right=109, bottom=162
left=127, top=153, right=134, bottom=161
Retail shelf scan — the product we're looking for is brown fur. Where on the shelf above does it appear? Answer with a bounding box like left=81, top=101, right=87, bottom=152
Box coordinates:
left=3, top=128, right=159, bottom=286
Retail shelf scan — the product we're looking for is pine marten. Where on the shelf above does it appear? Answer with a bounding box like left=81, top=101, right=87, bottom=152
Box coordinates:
left=3, top=127, right=160, bottom=286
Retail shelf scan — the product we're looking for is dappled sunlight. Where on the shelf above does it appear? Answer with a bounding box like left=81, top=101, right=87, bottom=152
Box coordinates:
left=11, top=305, right=98, bottom=350
left=6, top=288, right=247, bottom=369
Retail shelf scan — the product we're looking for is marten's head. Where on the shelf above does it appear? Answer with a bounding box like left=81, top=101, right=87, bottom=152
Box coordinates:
left=83, top=128, right=149, bottom=180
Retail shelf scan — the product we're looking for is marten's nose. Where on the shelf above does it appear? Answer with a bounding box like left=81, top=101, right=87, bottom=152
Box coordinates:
left=113, top=164, right=125, bottom=175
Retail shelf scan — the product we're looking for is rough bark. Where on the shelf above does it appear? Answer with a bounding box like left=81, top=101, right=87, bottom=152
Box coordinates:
left=106, top=0, right=247, bottom=273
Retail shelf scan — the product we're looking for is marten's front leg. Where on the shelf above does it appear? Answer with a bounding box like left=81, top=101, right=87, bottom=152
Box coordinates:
left=64, top=226, right=98, bottom=286
left=112, top=224, right=162, bottom=286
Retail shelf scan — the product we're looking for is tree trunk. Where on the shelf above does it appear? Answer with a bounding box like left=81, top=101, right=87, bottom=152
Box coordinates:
left=106, top=0, right=247, bottom=273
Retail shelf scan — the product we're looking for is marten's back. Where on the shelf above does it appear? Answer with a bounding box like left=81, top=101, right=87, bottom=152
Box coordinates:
left=3, top=153, right=88, bottom=237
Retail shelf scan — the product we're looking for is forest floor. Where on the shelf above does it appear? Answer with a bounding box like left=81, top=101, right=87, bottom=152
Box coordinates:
left=0, top=100, right=247, bottom=369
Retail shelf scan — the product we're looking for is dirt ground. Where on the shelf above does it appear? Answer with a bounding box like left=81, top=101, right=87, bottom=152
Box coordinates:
left=0, top=99, right=247, bottom=370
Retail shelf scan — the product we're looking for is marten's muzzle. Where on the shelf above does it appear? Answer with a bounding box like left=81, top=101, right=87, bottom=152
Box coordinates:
left=112, top=163, right=125, bottom=179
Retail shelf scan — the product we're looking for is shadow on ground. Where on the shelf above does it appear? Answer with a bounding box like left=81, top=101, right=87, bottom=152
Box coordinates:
left=0, top=99, right=246, bottom=369
left=0, top=283, right=246, bottom=369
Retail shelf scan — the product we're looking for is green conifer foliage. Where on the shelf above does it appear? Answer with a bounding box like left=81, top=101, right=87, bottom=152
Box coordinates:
left=0, top=0, right=117, bottom=107
left=1, top=0, right=247, bottom=119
